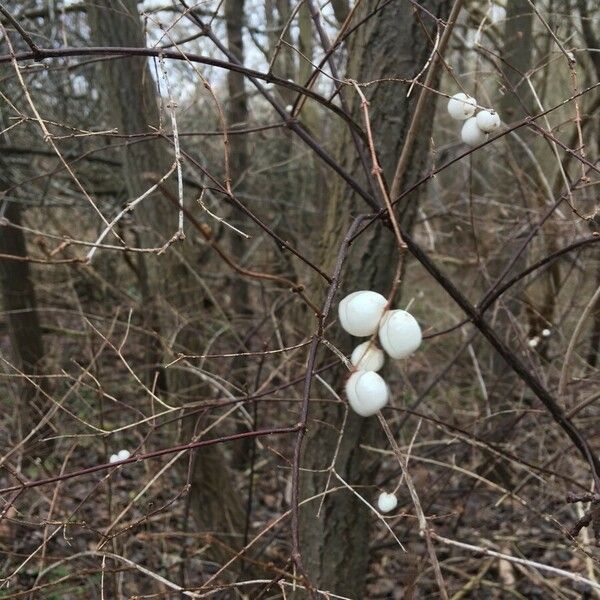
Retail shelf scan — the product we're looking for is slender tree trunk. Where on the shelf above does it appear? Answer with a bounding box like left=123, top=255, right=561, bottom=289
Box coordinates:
left=85, top=0, right=246, bottom=570
left=275, top=0, right=296, bottom=104
left=470, top=0, right=537, bottom=485
left=225, top=0, right=250, bottom=308
left=578, top=0, right=600, bottom=367
left=330, top=0, right=350, bottom=25
left=495, top=0, right=538, bottom=340
left=0, top=161, right=47, bottom=445
left=506, top=0, right=558, bottom=355
left=487, top=0, right=535, bottom=333
left=499, top=0, right=534, bottom=120
left=298, top=4, right=313, bottom=87
left=0, top=199, right=45, bottom=433
left=297, top=2, right=450, bottom=596
left=225, top=0, right=255, bottom=468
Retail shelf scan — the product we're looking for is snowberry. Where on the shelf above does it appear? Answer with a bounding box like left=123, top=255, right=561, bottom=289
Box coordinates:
left=351, top=341, right=385, bottom=372
left=476, top=109, right=501, bottom=133
left=117, top=449, right=131, bottom=461
left=461, top=116, right=487, bottom=146
left=378, top=309, right=422, bottom=359
left=447, top=93, right=477, bottom=120
left=109, top=454, right=119, bottom=464
left=338, top=291, right=388, bottom=337
left=377, top=491, right=398, bottom=513
left=528, top=336, right=540, bottom=348
left=542, top=328, right=551, bottom=337
left=345, top=370, right=389, bottom=417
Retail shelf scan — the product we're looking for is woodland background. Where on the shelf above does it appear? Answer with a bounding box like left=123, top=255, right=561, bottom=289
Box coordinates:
left=1, top=0, right=600, bottom=598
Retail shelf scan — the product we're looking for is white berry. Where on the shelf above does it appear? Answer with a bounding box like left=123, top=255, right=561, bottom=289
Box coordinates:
left=351, top=341, right=385, bottom=372
left=117, top=449, right=131, bottom=460
left=378, top=309, right=422, bottom=359
left=476, top=109, right=501, bottom=133
left=542, top=328, right=551, bottom=337
left=345, top=370, right=389, bottom=417
left=447, top=93, right=477, bottom=120
left=109, top=454, right=119, bottom=464
left=461, top=116, right=487, bottom=146
left=338, top=291, right=388, bottom=337
left=377, top=491, right=398, bottom=513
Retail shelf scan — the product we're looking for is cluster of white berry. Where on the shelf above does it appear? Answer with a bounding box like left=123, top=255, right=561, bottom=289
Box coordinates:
left=447, top=92, right=501, bottom=146
left=338, top=290, right=422, bottom=417
left=338, top=291, right=423, bottom=514
left=528, top=328, right=552, bottom=348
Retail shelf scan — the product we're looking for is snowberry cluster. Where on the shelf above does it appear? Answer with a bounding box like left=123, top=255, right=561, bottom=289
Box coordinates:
left=447, top=92, right=501, bottom=146
left=338, top=290, right=423, bottom=515
left=528, top=327, right=551, bottom=348
left=338, top=291, right=422, bottom=417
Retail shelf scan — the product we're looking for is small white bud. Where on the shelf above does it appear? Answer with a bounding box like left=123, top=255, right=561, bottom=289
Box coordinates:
left=345, top=370, right=389, bottom=417
left=476, top=109, right=501, bottom=133
left=378, top=309, right=422, bottom=359
left=528, top=336, right=540, bottom=348
left=338, top=291, right=388, bottom=337
left=461, top=116, right=487, bottom=146
left=541, top=328, right=551, bottom=337
left=447, top=92, right=477, bottom=120
left=117, top=449, right=131, bottom=461
left=377, top=491, right=398, bottom=513
left=109, top=454, right=119, bottom=464
left=351, top=341, right=385, bottom=372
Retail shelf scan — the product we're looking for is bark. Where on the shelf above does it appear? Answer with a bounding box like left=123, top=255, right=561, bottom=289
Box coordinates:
left=85, top=0, right=245, bottom=570
left=297, top=2, right=450, bottom=597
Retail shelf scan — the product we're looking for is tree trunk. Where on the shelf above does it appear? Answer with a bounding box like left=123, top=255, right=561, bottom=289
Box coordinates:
left=225, top=0, right=250, bottom=311
left=225, top=0, right=256, bottom=469
left=298, top=3, right=313, bottom=86
left=470, top=0, right=537, bottom=486
left=85, top=0, right=246, bottom=571
left=577, top=0, right=600, bottom=367
left=0, top=167, right=47, bottom=444
left=499, top=0, right=534, bottom=120
left=297, top=2, right=450, bottom=597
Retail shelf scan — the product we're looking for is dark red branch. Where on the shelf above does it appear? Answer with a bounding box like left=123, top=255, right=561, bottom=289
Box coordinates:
left=0, top=426, right=299, bottom=494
